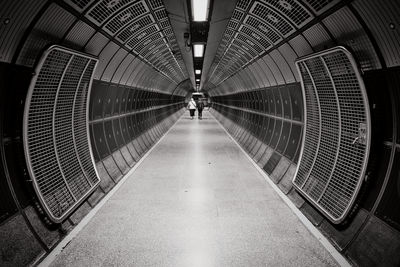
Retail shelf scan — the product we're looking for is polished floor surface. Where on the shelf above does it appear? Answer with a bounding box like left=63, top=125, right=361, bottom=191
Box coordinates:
left=50, top=111, right=338, bottom=267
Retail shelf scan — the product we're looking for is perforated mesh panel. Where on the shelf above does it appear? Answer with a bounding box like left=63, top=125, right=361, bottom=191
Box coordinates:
left=103, top=0, right=149, bottom=35
left=65, top=0, right=95, bottom=10
left=303, top=0, right=340, bottom=13
left=88, top=0, right=135, bottom=25
left=261, top=0, right=313, bottom=26
left=293, top=47, right=371, bottom=224
left=116, top=14, right=154, bottom=43
left=250, top=2, right=295, bottom=36
left=24, top=46, right=99, bottom=223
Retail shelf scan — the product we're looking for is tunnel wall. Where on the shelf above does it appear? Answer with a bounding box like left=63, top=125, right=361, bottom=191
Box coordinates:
left=0, top=0, right=189, bottom=265
left=208, top=0, right=400, bottom=266
left=0, top=64, right=185, bottom=266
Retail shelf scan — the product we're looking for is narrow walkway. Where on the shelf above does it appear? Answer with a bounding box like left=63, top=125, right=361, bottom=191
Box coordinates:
left=49, top=111, right=338, bottom=267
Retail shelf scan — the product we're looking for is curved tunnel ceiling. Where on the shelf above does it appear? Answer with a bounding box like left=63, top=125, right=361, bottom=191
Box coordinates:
left=202, top=0, right=399, bottom=96
left=3, top=0, right=397, bottom=97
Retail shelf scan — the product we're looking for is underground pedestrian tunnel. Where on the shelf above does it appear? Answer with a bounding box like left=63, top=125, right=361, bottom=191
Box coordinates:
left=0, top=0, right=400, bottom=266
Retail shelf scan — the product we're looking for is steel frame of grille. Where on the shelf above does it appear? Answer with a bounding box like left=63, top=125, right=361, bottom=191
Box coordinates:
left=293, top=46, right=371, bottom=224
left=23, top=45, right=100, bottom=223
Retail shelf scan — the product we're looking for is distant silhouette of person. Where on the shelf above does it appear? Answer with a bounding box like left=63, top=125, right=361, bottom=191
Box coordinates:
left=197, top=99, right=204, bottom=119
left=187, top=98, right=196, bottom=119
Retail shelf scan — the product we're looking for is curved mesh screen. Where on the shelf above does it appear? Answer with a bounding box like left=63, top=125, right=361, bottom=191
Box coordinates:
left=293, top=46, right=371, bottom=224
left=24, top=46, right=100, bottom=223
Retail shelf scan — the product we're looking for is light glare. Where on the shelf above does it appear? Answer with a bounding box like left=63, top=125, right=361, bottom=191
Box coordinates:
left=191, top=0, right=209, bottom=21
left=193, top=44, right=204, bottom=57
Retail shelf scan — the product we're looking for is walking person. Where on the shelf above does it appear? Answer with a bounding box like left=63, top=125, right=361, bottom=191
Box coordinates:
left=187, top=97, right=197, bottom=119
left=197, top=99, right=204, bottom=120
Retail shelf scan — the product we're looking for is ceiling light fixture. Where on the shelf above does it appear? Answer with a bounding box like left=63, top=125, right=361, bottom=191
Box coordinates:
left=193, top=44, right=204, bottom=57
left=195, top=69, right=201, bottom=74
left=191, top=0, right=210, bottom=22
left=196, top=79, right=200, bottom=82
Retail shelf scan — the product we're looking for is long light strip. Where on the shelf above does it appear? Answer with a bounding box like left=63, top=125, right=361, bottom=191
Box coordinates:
left=191, top=0, right=210, bottom=21
left=193, top=44, right=204, bottom=57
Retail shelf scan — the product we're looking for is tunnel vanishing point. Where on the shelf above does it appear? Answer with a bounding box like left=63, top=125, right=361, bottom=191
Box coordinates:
left=0, top=0, right=400, bottom=266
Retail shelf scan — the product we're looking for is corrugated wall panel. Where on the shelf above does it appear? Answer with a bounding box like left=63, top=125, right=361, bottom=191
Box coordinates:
left=262, top=54, right=285, bottom=85
left=323, top=6, right=382, bottom=70
left=16, top=3, right=76, bottom=66
left=93, top=41, right=120, bottom=80
left=270, top=49, right=296, bottom=83
left=64, top=21, right=96, bottom=49
left=352, top=0, right=400, bottom=67
left=0, top=0, right=46, bottom=63
left=289, top=34, right=314, bottom=57
left=101, top=48, right=128, bottom=82
left=111, top=53, right=136, bottom=84
left=303, top=23, right=334, bottom=52
left=84, top=32, right=109, bottom=56
left=278, top=43, right=300, bottom=82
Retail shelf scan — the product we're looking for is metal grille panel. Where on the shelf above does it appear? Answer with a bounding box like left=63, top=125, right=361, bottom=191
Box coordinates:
left=244, top=16, right=282, bottom=44
left=24, top=46, right=100, bottom=223
left=293, top=46, right=371, bottom=224
left=303, top=0, right=340, bottom=14
left=103, top=0, right=149, bottom=35
left=115, top=14, right=154, bottom=43
left=261, top=0, right=313, bottom=26
left=250, top=2, right=295, bottom=36
left=88, top=0, right=136, bottom=25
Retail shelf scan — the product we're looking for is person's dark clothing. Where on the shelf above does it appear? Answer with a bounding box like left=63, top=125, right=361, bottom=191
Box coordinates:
left=197, top=101, right=204, bottom=119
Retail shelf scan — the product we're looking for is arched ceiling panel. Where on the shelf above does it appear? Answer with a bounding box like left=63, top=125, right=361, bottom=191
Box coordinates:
left=262, top=54, right=285, bottom=85
left=84, top=32, right=110, bottom=56
left=120, top=56, right=141, bottom=84
left=64, top=21, right=96, bottom=49
left=269, top=49, right=296, bottom=83
left=102, top=48, right=129, bottom=82
left=247, top=64, right=263, bottom=89
left=255, top=59, right=275, bottom=86
left=94, top=41, right=120, bottom=80
left=302, top=23, right=335, bottom=52
left=111, top=53, right=136, bottom=83
left=277, top=43, right=300, bottom=81
left=80, top=0, right=185, bottom=83
left=288, top=34, right=314, bottom=57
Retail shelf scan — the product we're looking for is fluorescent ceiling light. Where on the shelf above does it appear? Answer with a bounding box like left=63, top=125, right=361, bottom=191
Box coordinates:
left=195, top=69, right=201, bottom=74
left=196, top=79, right=200, bottom=82
left=191, top=0, right=209, bottom=21
left=193, top=44, right=204, bottom=57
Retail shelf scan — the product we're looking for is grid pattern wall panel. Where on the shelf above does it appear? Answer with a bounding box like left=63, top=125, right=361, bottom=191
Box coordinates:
left=260, top=0, right=314, bottom=27
left=302, top=0, right=341, bottom=14
left=23, top=46, right=100, bottom=223
left=293, top=46, right=371, bottom=224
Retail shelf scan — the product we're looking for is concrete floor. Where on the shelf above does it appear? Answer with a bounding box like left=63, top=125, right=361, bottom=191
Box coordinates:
left=49, top=111, right=338, bottom=267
